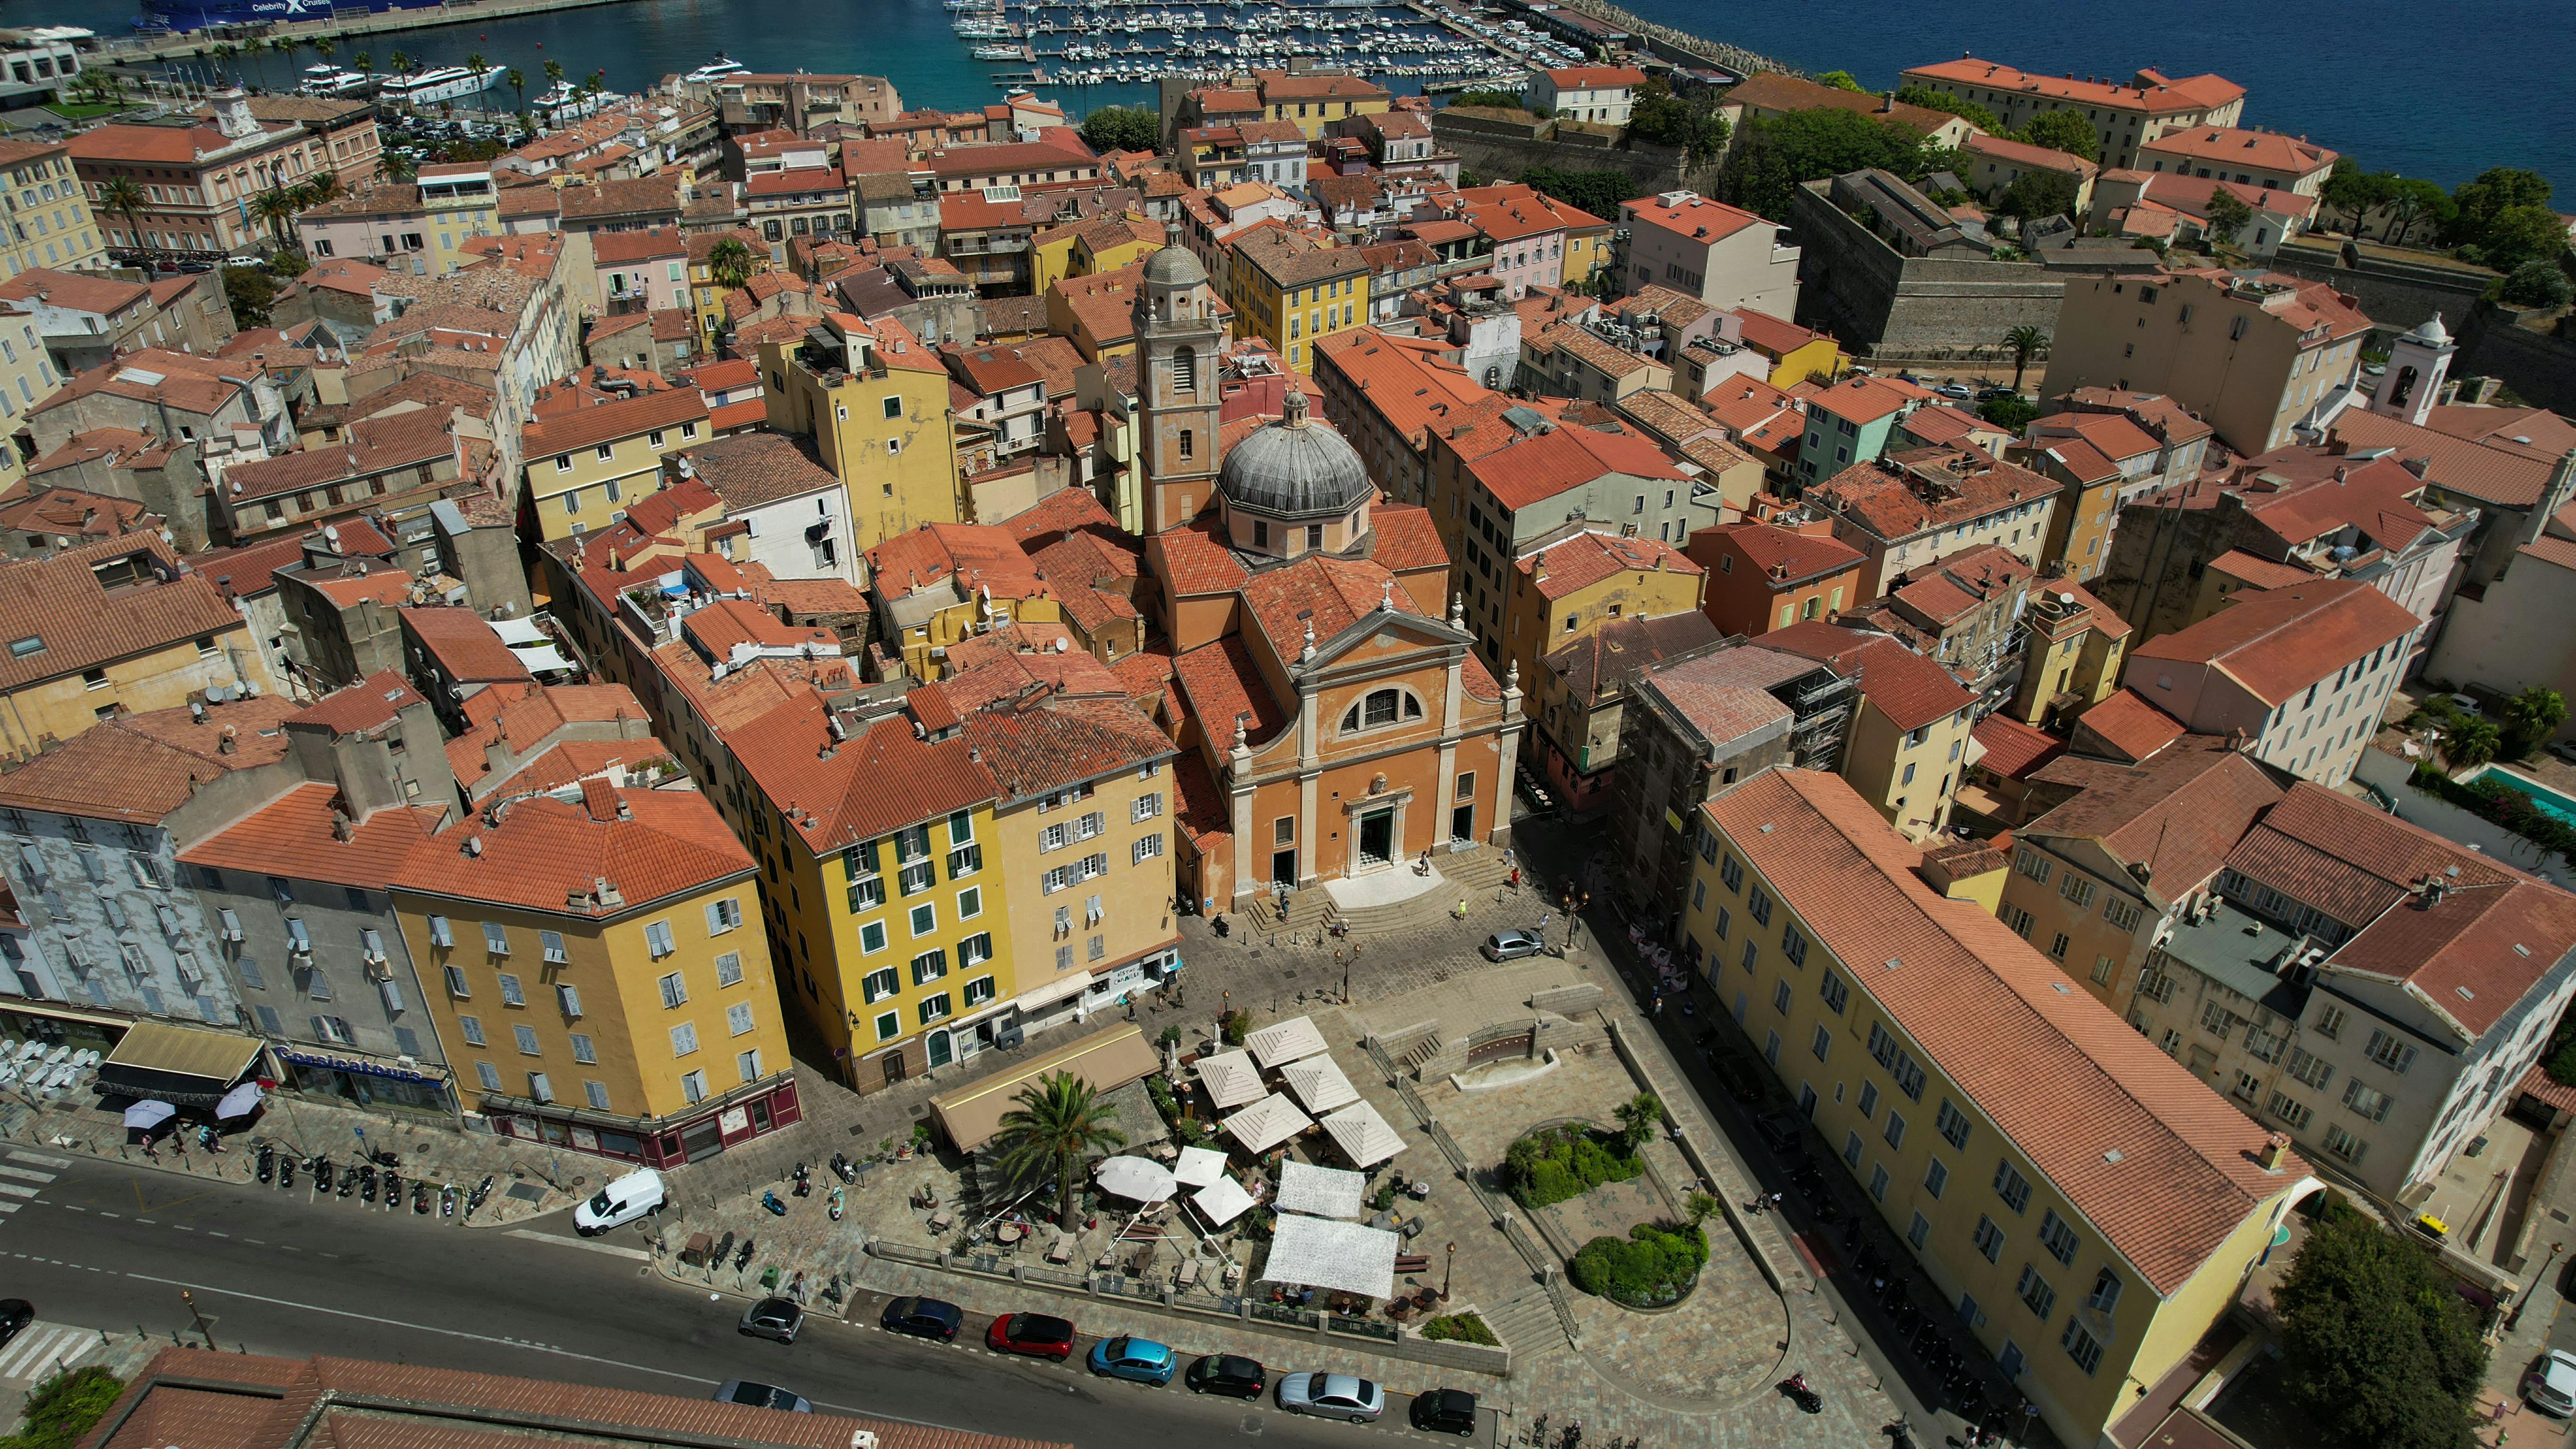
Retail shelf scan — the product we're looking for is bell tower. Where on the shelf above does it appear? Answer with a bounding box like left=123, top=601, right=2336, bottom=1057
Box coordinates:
left=2372, top=312, right=2455, bottom=427
left=1135, top=229, right=1223, bottom=535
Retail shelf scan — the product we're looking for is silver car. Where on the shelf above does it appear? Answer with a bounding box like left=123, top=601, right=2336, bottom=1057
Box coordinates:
left=2527, top=1350, right=2576, bottom=1417
left=1482, top=929, right=1546, bottom=962
left=1278, top=1371, right=1385, bottom=1423
left=714, top=1380, right=812, bottom=1413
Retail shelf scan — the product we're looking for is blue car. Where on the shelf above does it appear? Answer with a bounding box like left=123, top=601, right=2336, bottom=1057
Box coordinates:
left=1087, top=1335, right=1176, bottom=1386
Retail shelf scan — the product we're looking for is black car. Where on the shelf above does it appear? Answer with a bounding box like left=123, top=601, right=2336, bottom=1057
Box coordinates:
left=1752, top=1110, right=1805, bottom=1157
left=1713, top=1057, right=1763, bottom=1103
left=0, top=1300, right=30, bottom=1347
left=879, top=1296, right=964, bottom=1342
left=1185, top=1353, right=1267, bottom=1399
left=1410, top=1388, right=1480, bottom=1437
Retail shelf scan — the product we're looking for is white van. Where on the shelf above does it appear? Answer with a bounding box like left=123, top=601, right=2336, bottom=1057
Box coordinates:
left=573, top=1167, right=666, bottom=1234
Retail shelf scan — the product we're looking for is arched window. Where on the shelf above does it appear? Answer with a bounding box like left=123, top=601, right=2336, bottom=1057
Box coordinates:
left=1339, top=688, right=1424, bottom=733
left=1172, top=346, right=1197, bottom=394
left=2389, top=364, right=2419, bottom=410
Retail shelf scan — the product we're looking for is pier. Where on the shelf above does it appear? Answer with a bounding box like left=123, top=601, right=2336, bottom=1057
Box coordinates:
left=92, top=0, right=646, bottom=65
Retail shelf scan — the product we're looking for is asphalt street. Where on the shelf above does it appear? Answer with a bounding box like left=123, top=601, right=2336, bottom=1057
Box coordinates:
left=0, top=1152, right=1486, bottom=1449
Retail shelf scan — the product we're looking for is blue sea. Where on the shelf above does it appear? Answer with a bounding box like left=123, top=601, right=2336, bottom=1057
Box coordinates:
left=27, top=0, right=2575, bottom=194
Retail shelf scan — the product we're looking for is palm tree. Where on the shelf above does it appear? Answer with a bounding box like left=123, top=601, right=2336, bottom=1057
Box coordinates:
left=210, top=42, right=239, bottom=85
left=990, top=1072, right=1124, bottom=1228
left=706, top=236, right=755, bottom=290
left=242, top=38, right=268, bottom=90
left=2449, top=717, right=2503, bottom=770
left=506, top=67, right=526, bottom=115
left=2506, top=688, right=2570, bottom=757
left=98, top=175, right=147, bottom=253
left=542, top=57, right=564, bottom=91
left=388, top=50, right=413, bottom=75
left=382, top=149, right=418, bottom=183
left=2003, top=324, right=2048, bottom=394
left=250, top=187, right=299, bottom=249
left=314, top=37, right=336, bottom=66
left=352, top=51, right=372, bottom=78
left=298, top=169, right=343, bottom=209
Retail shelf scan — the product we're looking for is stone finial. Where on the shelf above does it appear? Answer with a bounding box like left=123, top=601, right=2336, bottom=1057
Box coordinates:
left=1505, top=656, right=1520, bottom=692
left=1380, top=579, right=1393, bottom=612
left=1449, top=591, right=1465, bottom=627
left=1300, top=620, right=1316, bottom=662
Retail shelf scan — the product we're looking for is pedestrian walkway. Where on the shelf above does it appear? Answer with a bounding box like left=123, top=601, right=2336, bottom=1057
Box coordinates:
left=0, top=1149, right=69, bottom=1218
left=0, top=1323, right=104, bottom=1389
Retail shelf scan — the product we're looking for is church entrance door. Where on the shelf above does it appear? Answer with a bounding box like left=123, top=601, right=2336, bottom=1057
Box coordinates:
left=1357, top=807, right=1395, bottom=872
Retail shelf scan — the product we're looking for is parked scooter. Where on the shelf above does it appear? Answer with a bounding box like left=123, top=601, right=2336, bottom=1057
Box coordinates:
left=791, top=1162, right=811, bottom=1197
left=338, top=1164, right=358, bottom=1199
left=440, top=1183, right=457, bottom=1218
left=256, top=1143, right=275, bottom=1184
left=829, top=1152, right=855, bottom=1184
left=829, top=1184, right=844, bottom=1223
left=383, top=1168, right=401, bottom=1206
left=278, top=1151, right=295, bottom=1191
left=465, top=1175, right=493, bottom=1216
left=313, top=1156, right=333, bottom=1195
left=359, top=1164, right=378, bottom=1204
left=1777, top=1374, right=1821, bottom=1414
left=413, top=1181, right=431, bottom=1214
left=761, top=1190, right=787, bottom=1216
left=822, top=1272, right=844, bottom=1306
left=733, top=1237, right=756, bottom=1271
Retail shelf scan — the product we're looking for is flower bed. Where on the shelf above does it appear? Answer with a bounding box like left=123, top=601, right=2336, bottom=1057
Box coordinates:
left=1500, top=1122, right=1642, bottom=1210
left=1568, top=1222, right=1708, bottom=1310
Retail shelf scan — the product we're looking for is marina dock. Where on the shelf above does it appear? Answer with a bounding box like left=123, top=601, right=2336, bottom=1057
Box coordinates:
left=92, top=0, right=646, bottom=64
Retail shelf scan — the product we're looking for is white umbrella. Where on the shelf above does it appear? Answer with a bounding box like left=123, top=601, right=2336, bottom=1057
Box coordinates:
left=1093, top=1154, right=1178, bottom=1203
left=122, top=1100, right=176, bottom=1129
left=215, top=1082, right=264, bottom=1119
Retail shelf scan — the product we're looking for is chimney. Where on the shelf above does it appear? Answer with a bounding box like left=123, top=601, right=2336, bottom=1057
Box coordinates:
left=2256, top=1132, right=2290, bottom=1172
left=217, top=725, right=237, bottom=756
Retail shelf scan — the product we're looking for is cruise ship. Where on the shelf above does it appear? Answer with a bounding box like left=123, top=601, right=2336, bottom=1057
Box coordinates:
left=377, top=64, right=506, bottom=105
left=140, top=0, right=452, bottom=26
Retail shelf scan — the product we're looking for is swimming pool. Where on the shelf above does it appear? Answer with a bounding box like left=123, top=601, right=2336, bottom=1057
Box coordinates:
left=2467, top=765, right=2576, bottom=828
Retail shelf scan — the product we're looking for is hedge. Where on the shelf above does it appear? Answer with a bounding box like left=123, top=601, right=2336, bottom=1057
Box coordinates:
left=1568, top=1222, right=1708, bottom=1308
left=1500, top=1124, right=1642, bottom=1210
left=1418, top=1312, right=1499, bottom=1344
left=2407, top=761, right=2576, bottom=860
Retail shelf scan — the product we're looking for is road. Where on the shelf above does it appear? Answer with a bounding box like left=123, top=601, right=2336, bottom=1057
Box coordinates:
left=0, top=1152, right=1479, bottom=1449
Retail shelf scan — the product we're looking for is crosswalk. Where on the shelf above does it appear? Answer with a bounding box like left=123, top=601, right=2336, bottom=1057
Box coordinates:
left=0, top=1324, right=101, bottom=1386
left=0, top=1150, right=67, bottom=1217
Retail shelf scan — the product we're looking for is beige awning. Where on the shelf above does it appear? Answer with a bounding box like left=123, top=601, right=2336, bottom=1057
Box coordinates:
left=928, top=1023, right=1159, bottom=1153
left=1320, top=1100, right=1409, bottom=1167
left=1191, top=1048, right=1265, bottom=1109
left=1245, top=1014, right=1328, bottom=1068
left=1221, top=1092, right=1313, bottom=1154
left=97, top=1021, right=263, bottom=1106
left=1281, top=1054, right=1360, bottom=1113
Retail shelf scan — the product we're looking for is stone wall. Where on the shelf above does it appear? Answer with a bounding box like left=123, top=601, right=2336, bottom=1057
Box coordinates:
left=1786, top=180, right=2063, bottom=362
left=2266, top=235, right=2493, bottom=333
left=2457, top=305, right=2576, bottom=416
left=1429, top=111, right=1714, bottom=198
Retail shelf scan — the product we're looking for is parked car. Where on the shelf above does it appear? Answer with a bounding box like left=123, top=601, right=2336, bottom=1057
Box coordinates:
left=2547, top=741, right=2576, bottom=766
left=985, top=1312, right=1076, bottom=1361
left=736, top=1298, right=803, bottom=1344
left=1752, top=1110, right=1805, bottom=1156
left=2528, top=1350, right=2576, bottom=1417
left=1932, top=382, right=1974, bottom=401
left=1185, top=1354, right=1267, bottom=1398
left=1087, top=1335, right=1176, bottom=1385
left=714, top=1380, right=812, bottom=1413
left=1278, top=1372, right=1385, bottom=1423
left=1713, top=1057, right=1764, bottom=1103
left=1975, top=386, right=2021, bottom=402
left=1481, top=929, right=1545, bottom=962
left=0, top=1300, right=30, bottom=1347
left=1409, top=1388, right=1480, bottom=1436
left=878, top=1296, right=963, bottom=1342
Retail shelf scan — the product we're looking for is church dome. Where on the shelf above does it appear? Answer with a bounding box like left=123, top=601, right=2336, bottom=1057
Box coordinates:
left=1143, top=242, right=1207, bottom=289
left=2407, top=311, right=2451, bottom=346
left=1219, top=387, right=1372, bottom=518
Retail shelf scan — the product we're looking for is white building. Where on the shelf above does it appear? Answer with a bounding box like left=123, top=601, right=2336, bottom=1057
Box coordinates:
left=675, top=430, right=861, bottom=583
left=1617, top=191, right=1800, bottom=317
left=1526, top=66, right=1645, bottom=126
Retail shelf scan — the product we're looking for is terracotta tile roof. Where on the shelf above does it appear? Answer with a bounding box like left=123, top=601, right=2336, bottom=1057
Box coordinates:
left=2074, top=689, right=2188, bottom=763
left=1612, top=387, right=1718, bottom=446
left=1232, top=226, right=1368, bottom=290
left=1520, top=529, right=1699, bottom=601
left=2024, top=739, right=2281, bottom=902
left=1620, top=192, right=1765, bottom=244
left=1238, top=553, right=1420, bottom=664
left=0, top=696, right=298, bottom=822
left=1545, top=609, right=1723, bottom=706
left=0, top=535, right=245, bottom=690
left=521, top=388, right=709, bottom=461
left=184, top=533, right=320, bottom=604
left=2032, top=578, right=2132, bottom=640
left=1151, top=519, right=1251, bottom=598
left=950, top=687, right=1173, bottom=802
left=1173, top=633, right=1290, bottom=749
left=2139, top=126, right=2334, bottom=176
left=1903, top=58, right=2244, bottom=116
left=678, top=431, right=836, bottom=509
left=764, top=577, right=871, bottom=618
left=2205, top=548, right=2317, bottom=591
left=1811, top=448, right=2062, bottom=544
left=1469, top=417, right=1685, bottom=512
left=1757, top=620, right=1974, bottom=731
left=24, top=427, right=171, bottom=479
left=726, top=691, right=996, bottom=853
left=401, top=779, right=746, bottom=916
left=1368, top=504, right=1449, bottom=574
left=288, top=671, right=423, bottom=735
left=400, top=606, right=532, bottom=685
left=179, top=781, right=443, bottom=889
left=1971, top=713, right=2062, bottom=779
left=1888, top=543, right=2032, bottom=627
left=223, top=411, right=457, bottom=504
left=1898, top=406, right=1985, bottom=449
left=2129, top=580, right=2419, bottom=707
left=1005, top=487, right=1119, bottom=544
left=34, top=348, right=245, bottom=421
left=0, top=484, right=156, bottom=542
left=1711, top=768, right=2301, bottom=1294
left=0, top=268, right=148, bottom=316
left=1626, top=642, right=1813, bottom=749
left=1171, top=746, right=1231, bottom=851
left=1691, top=521, right=1865, bottom=586
left=1109, top=638, right=1177, bottom=710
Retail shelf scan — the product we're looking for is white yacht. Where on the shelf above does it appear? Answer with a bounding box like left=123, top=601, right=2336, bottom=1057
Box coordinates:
left=378, top=64, right=505, bottom=105
left=684, top=55, right=748, bottom=83
left=298, top=63, right=369, bottom=96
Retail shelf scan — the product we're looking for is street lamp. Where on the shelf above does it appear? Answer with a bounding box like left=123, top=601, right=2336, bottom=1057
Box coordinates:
left=1443, top=1240, right=1456, bottom=1300
left=180, top=1288, right=215, bottom=1350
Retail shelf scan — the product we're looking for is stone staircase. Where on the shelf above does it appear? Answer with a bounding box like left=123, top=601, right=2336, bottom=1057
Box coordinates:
left=1323, top=846, right=1528, bottom=937
left=1481, top=1288, right=1572, bottom=1354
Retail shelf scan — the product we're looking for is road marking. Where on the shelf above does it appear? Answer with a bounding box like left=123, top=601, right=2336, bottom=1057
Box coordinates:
left=94, top=1213, right=117, bottom=1220
left=0, top=1185, right=38, bottom=1199
left=0, top=1167, right=57, bottom=1184
left=505, top=1229, right=651, bottom=1262
left=0, top=1323, right=100, bottom=1384
left=207, top=1232, right=227, bottom=1238
left=5, top=1151, right=69, bottom=1169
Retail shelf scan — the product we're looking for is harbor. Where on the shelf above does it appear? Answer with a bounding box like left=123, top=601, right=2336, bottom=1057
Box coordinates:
left=84, top=0, right=651, bottom=64
left=942, top=0, right=1573, bottom=92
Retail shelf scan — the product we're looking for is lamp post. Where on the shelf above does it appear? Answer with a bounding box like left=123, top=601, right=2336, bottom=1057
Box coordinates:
left=180, top=1288, right=214, bottom=1350
left=1443, top=1240, right=1456, bottom=1300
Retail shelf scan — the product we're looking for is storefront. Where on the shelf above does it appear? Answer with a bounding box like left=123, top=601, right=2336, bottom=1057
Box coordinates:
left=272, top=1046, right=454, bottom=1118
left=1015, top=944, right=1184, bottom=1043
left=94, top=1021, right=265, bottom=1111
left=479, top=1071, right=802, bottom=1168
left=926, top=1022, right=1160, bottom=1152
left=0, top=1000, right=128, bottom=1060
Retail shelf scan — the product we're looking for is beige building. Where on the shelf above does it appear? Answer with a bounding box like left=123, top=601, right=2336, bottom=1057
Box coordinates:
left=0, top=137, right=105, bottom=278
left=2046, top=268, right=2372, bottom=456
left=520, top=390, right=712, bottom=543
left=1759, top=620, right=1978, bottom=842
left=1897, top=59, right=2246, bottom=171
left=1617, top=192, right=1799, bottom=316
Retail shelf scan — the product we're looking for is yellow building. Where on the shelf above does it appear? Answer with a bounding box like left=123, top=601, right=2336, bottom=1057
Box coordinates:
left=0, top=137, right=105, bottom=277
left=0, top=535, right=278, bottom=760
left=725, top=687, right=1013, bottom=1091
left=1685, top=768, right=2314, bottom=1449
left=1503, top=528, right=1704, bottom=709
left=2004, top=579, right=2132, bottom=730
left=394, top=780, right=803, bottom=1162
left=757, top=311, right=961, bottom=551
left=1732, top=309, right=1845, bottom=389
left=1561, top=217, right=1613, bottom=291
left=1228, top=226, right=1368, bottom=373
left=1255, top=73, right=1390, bottom=140
left=0, top=302, right=64, bottom=491
left=686, top=227, right=773, bottom=351
left=1762, top=621, right=1978, bottom=842
left=863, top=522, right=1073, bottom=681
left=520, top=390, right=713, bottom=543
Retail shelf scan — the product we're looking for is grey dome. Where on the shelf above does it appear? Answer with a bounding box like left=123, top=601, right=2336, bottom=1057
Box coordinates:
left=1144, top=243, right=1207, bottom=288
left=1220, top=389, right=1371, bottom=518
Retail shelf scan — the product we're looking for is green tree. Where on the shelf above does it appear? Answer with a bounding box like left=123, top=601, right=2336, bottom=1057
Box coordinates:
left=990, top=1071, right=1125, bottom=1227
left=210, top=41, right=238, bottom=85
left=388, top=49, right=413, bottom=75
left=2499, top=259, right=2574, bottom=309
left=543, top=57, right=564, bottom=92
left=2002, top=324, right=2047, bottom=393
left=1517, top=165, right=1641, bottom=222
left=507, top=67, right=526, bottom=114
left=465, top=52, right=486, bottom=82
left=2013, top=109, right=2099, bottom=163
left=2320, top=158, right=2394, bottom=235
left=1814, top=69, right=1863, bottom=92
left=352, top=51, right=371, bottom=77
left=1995, top=168, right=2078, bottom=221
left=2504, top=687, right=2569, bottom=757
left=1611, top=1092, right=1665, bottom=1152
left=222, top=265, right=278, bottom=327
left=2447, top=166, right=2552, bottom=247
left=1977, top=394, right=2039, bottom=430
left=2202, top=187, right=2256, bottom=246
left=1078, top=104, right=1161, bottom=155
left=97, top=175, right=146, bottom=253
left=5, top=1365, right=122, bottom=1449
left=2274, top=1202, right=2486, bottom=1449
left=1624, top=76, right=1729, bottom=162
left=314, top=36, right=336, bottom=66
left=2472, top=204, right=2570, bottom=272
left=706, top=235, right=756, bottom=290
left=2447, top=717, right=2502, bottom=769
left=268, top=246, right=308, bottom=278
left=1717, top=107, right=1941, bottom=221
left=249, top=187, right=300, bottom=248
left=2380, top=177, right=2455, bottom=249
left=1892, top=84, right=2001, bottom=134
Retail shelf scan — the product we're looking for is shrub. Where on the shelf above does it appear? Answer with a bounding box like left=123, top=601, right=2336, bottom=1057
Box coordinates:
left=1222, top=1010, right=1249, bottom=1046
left=2498, top=260, right=2574, bottom=309
left=1568, top=1222, right=1708, bottom=1307
left=1420, top=1312, right=1500, bottom=1344
left=5, top=1366, right=122, bottom=1449
left=1499, top=1123, right=1642, bottom=1209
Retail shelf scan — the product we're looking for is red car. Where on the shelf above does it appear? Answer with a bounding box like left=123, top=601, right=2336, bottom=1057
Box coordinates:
left=985, top=1312, right=1078, bottom=1361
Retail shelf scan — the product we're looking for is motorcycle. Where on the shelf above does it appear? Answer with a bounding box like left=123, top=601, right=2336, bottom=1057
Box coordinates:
left=255, top=1143, right=274, bottom=1184
left=313, top=1157, right=333, bottom=1195
left=734, top=1237, right=756, bottom=1271
left=440, top=1183, right=457, bottom=1218
left=383, top=1169, right=401, bottom=1206
left=711, top=1231, right=734, bottom=1268
left=466, top=1175, right=493, bottom=1216
left=829, top=1152, right=855, bottom=1184
left=822, top=1272, right=844, bottom=1306
left=790, top=1162, right=811, bottom=1198
left=358, top=1164, right=377, bottom=1203
left=828, top=1184, right=843, bottom=1223
left=1885, top=1417, right=1916, bottom=1449
left=760, top=1190, right=787, bottom=1216
left=413, top=1181, right=431, bottom=1214
left=1778, top=1374, right=1822, bottom=1415
left=338, top=1165, right=358, bottom=1199
left=278, top=1152, right=295, bottom=1191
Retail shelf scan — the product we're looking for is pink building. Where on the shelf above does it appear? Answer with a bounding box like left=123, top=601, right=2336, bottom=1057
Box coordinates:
left=592, top=225, right=689, bottom=316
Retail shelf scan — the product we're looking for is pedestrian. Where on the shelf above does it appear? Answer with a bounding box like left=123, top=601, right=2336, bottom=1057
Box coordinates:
left=1651, top=994, right=1664, bottom=1015
left=1743, top=1196, right=1764, bottom=1215
left=1452, top=898, right=1468, bottom=920
left=1508, top=866, right=1521, bottom=891
left=1770, top=1191, right=1785, bottom=1209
